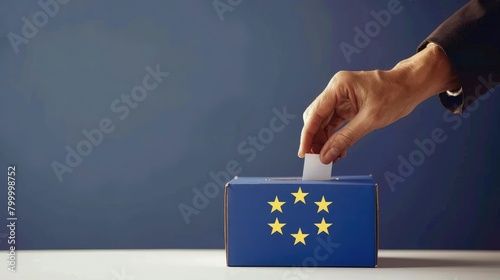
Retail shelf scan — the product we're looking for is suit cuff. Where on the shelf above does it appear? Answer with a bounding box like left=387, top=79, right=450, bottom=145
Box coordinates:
left=417, top=41, right=464, bottom=114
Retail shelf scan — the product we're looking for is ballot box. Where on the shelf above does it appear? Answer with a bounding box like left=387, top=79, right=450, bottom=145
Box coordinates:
left=225, top=176, right=378, bottom=267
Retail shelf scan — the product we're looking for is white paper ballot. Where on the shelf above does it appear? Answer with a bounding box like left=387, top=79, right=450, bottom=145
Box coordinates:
left=302, top=153, right=333, bottom=180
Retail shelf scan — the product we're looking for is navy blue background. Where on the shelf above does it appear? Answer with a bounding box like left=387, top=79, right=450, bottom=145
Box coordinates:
left=1, top=0, right=499, bottom=250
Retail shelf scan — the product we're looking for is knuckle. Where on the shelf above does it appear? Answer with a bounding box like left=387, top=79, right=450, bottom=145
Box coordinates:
left=339, top=70, right=358, bottom=82
left=329, top=71, right=357, bottom=96
left=334, top=127, right=358, bottom=148
left=302, top=108, right=310, bottom=123
left=331, top=71, right=351, bottom=84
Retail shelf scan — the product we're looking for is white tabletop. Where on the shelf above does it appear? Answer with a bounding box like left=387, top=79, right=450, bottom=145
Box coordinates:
left=2, top=250, right=499, bottom=280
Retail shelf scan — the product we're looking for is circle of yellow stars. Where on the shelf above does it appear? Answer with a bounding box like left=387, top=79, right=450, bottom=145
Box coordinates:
left=267, top=187, right=333, bottom=245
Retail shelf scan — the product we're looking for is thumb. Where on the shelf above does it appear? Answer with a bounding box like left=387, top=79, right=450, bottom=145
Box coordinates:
left=319, top=112, right=374, bottom=164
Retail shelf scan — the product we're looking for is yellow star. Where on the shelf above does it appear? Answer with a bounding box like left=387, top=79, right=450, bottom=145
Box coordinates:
left=267, top=218, right=286, bottom=235
left=291, top=187, right=309, bottom=204
left=314, top=218, right=332, bottom=235
left=314, top=196, right=332, bottom=213
left=291, top=228, right=309, bottom=245
left=268, top=196, right=286, bottom=213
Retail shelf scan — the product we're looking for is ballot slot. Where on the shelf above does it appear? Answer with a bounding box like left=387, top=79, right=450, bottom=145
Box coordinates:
left=265, top=177, right=340, bottom=181
left=264, top=154, right=334, bottom=181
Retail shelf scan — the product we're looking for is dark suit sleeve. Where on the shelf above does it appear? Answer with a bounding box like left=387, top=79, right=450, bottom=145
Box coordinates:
left=417, top=0, right=500, bottom=113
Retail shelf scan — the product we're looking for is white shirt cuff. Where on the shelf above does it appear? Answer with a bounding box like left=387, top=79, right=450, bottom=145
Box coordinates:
left=446, top=87, right=463, bottom=97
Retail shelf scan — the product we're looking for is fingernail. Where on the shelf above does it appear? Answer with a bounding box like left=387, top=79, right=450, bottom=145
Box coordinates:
left=320, top=149, right=336, bottom=164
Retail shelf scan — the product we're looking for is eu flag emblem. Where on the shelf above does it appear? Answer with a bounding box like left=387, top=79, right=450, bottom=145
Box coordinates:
left=225, top=176, right=378, bottom=267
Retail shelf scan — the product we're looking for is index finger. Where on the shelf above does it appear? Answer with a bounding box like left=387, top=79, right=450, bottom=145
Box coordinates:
left=298, top=91, right=338, bottom=158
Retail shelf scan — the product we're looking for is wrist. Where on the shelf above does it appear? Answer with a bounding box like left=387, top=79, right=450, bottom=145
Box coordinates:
left=393, top=43, right=461, bottom=102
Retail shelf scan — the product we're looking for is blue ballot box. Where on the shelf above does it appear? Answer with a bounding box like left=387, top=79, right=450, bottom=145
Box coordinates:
left=224, top=176, right=379, bottom=267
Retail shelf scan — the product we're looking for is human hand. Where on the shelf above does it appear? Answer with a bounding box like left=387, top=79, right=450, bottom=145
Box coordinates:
left=298, top=44, right=460, bottom=164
